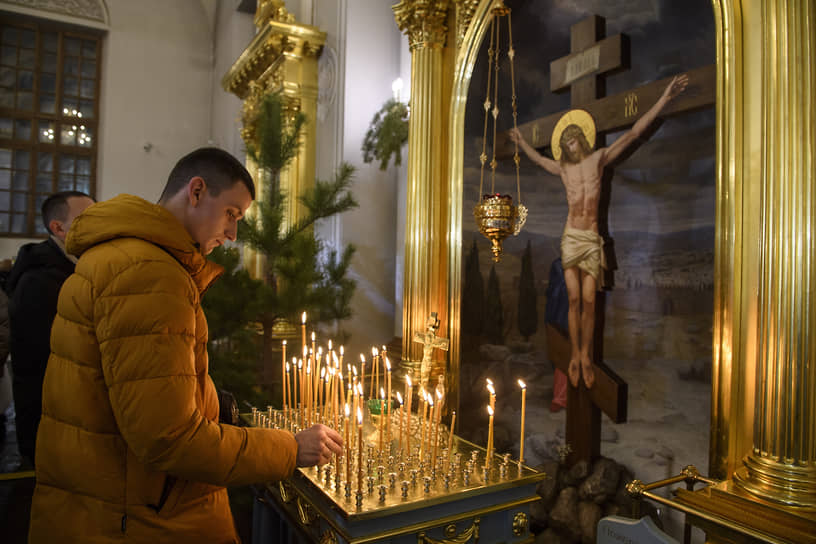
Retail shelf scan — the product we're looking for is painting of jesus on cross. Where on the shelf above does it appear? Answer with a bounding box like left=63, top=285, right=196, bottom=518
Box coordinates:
left=510, top=74, right=688, bottom=389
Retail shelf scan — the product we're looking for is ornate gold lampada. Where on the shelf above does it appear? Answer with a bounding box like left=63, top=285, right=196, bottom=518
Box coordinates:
left=472, top=3, right=527, bottom=262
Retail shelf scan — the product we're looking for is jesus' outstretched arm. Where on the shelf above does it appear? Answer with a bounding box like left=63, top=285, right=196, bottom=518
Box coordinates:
left=510, top=128, right=562, bottom=176
left=601, top=74, right=689, bottom=166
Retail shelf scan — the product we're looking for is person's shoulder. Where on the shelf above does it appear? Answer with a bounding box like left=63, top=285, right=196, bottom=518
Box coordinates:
left=77, top=237, right=188, bottom=287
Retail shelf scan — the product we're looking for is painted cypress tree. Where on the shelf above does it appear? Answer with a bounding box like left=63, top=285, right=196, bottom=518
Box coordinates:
left=461, top=240, right=485, bottom=337
left=484, top=264, right=504, bottom=345
left=517, top=240, right=538, bottom=341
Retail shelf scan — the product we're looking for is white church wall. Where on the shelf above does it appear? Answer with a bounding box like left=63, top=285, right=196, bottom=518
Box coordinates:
left=210, top=1, right=255, bottom=159
left=332, top=0, right=402, bottom=355
left=0, top=0, right=219, bottom=258
left=96, top=0, right=213, bottom=203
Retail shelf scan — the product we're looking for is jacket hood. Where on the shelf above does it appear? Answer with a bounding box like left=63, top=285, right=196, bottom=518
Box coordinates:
left=66, top=194, right=223, bottom=294
left=6, top=238, right=72, bottom=294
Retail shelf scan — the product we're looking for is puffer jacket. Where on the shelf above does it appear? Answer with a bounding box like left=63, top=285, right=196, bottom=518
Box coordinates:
left=7, top=237, right=76, bottom=463
left=29, top=194, right=298, bottom=543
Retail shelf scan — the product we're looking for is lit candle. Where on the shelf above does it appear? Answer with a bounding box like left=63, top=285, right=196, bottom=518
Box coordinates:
left=370, top=347, right=379, bottom=399
left=301, top=312, right=307, bottom=355
left=378, top=387, right=385, bottom=451
left=319, top=366, right=326, bottom=421
left=486, top=405, right=494, bottom=471
left=281, top=340, right=287, bottom=413
left=396, top=391, right=404, bottom=453
left=285, top=362, right=291, bottom=427
left=296, top=358, right=302, bottom=426
left=305, top=360, right=311, bottom=427
left=518, top=379, right=527, bottom=465
left=344, top=403, right=351, bottom=483
left=446, top=410, right=456, bottom=467
left=486, top=381, right=496, bottom=454
left=431, top=389, right=442, bottom=473
left=421, top=391, right=431, bottom=462
left=405, top=374, right=413, bottom=456
left=359, top=354, right=366, bottom=403
left=385, top=357, right=392, bottom=443
left=357, top=407, right=363, bottom=498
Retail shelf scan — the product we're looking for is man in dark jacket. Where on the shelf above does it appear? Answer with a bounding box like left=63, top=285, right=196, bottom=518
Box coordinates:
left=7, top=190, right=94, bottom=465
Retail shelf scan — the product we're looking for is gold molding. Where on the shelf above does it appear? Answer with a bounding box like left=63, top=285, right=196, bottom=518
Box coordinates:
left=393, top=0, right=451, bottom=51
left=444, top=0, right=816, bottom=508
left=454, top=0, right=480, bottom=50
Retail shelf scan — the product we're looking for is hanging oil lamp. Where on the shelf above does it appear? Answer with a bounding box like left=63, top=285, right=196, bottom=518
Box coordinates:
left=473, top=2, right=527, bottom=262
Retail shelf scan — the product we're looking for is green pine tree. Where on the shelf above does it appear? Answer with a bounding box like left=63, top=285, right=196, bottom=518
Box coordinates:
left=517, top=240, right=538, bottom=341
left=484, top=265, right=504, bottom=345
left=204, top=92, right=358, bottom=405
left=461, top=240, right=485, bottom=337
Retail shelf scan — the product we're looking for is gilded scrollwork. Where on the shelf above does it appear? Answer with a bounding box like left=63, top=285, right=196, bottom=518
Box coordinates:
left=512, top=512, right=528, bottom=537
left=454, top=0, right=480, bottom=50
left=417, top=518, right=480, bottom=544
left=393, top=0, right=451, bottom=51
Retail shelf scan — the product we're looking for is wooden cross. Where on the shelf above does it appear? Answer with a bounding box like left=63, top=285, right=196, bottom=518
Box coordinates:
left=547, top=323, right=627, bottom=466
left=496, top=20, right=716, bottom=158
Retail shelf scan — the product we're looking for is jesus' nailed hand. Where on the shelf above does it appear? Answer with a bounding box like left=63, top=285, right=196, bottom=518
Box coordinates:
left=509, top=73, right=688, bottom=389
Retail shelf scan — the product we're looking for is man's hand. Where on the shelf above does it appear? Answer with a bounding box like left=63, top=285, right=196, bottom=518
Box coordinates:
left=294, top=424, right=344, bottom=467
left=663, top=74, right=689, bottom=101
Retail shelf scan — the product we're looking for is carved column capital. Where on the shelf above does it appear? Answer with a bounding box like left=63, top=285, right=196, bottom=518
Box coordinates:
left=393, top=0, right=451, bottom=50
left=454, top=0, right=480, bottom=50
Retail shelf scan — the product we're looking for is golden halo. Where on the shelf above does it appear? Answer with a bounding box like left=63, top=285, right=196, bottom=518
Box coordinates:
left=551, top=109, right=596, bottom=161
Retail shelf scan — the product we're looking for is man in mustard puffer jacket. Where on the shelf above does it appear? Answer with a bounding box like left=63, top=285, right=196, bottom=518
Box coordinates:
left=29, top=148, right=344, bottom=543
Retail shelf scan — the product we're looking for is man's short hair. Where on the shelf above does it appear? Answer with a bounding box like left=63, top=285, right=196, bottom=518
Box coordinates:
left=160, top=147, right=255, bottom=202
left=41, top=190, right=93, bottom=235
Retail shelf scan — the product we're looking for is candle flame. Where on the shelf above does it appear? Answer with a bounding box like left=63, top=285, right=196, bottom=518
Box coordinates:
left=345, top=403, right=350, bottom=417
left=359, top=354, right=365, bottom=363
left=298, top=359, right=302, bottom=369
left=406, top=375, right=412, bottom=387
left=286, top=362, right=290, bottom=372
left=385, top=357, right=391, bottom=371
left=486, top=378, right=493, bottom=386
left=436, top=389, right=443, bottom=400
left=382, top=345, right=387, bottom=352
left=487, top=383, right=495, bottom=395
left=301, top=312, right=307, bottom=324
left=380, top=387, right=385, bottom=399
left=487, top=405, right=494, bottom=416
left=340, top=345, right=344, bottom=355
left=396, top=392, right=403, bottom=404
left=303, top=346, right=308, bottom=357
left=311, top=331, right=315, bottom=341
left=518, top=379, right=526, bottom=389
left=282, top=339, right=286, bottom=346
left=428, top=396, right=434, bottom=407
left=328, top=340, right=332, bottom=350
left=357, top=407, right=363, bottom=424
left=372, top=347, right=378, bottom=356
left=352, top=366, right=358, bottom=377
left=333, top=352, right=339, bottom=365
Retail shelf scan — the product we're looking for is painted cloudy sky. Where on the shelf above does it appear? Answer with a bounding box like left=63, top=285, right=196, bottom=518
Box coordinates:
left=462, top=0, right=716, bottom=237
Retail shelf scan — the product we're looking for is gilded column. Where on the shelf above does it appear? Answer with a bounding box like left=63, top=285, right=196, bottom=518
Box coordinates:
left=393, top=1, right=453, bottom=389
left=733, top=0, right=816, bottom=507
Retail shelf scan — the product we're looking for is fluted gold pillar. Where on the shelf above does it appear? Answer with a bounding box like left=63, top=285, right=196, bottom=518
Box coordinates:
left=393, top=1, right=455, bottom=396
left=733, top=0, right=816, bottom=507
left=223, top=1, right=326, bottom=279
